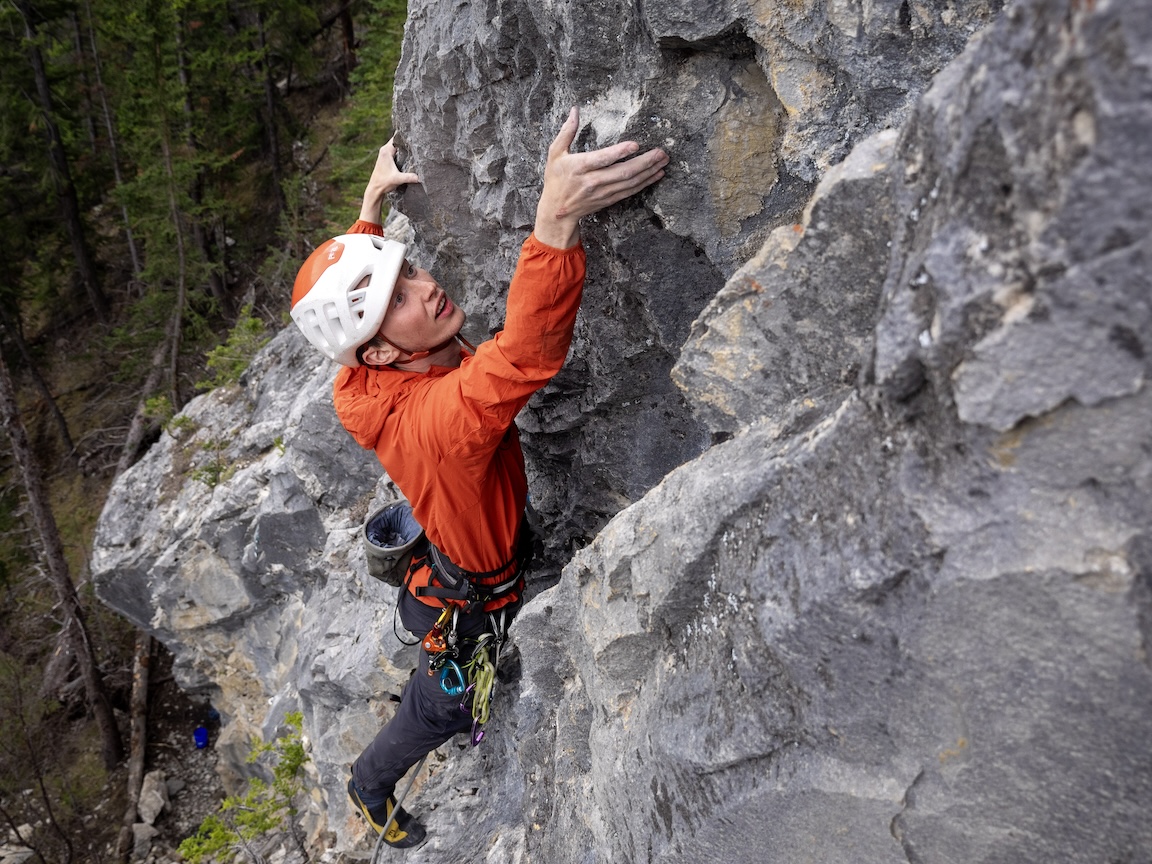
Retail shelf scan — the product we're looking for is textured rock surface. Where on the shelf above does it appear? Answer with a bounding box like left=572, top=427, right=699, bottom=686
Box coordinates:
left=91, top=0, right=1152, bottom=863
left=136, top=770, right=169, bottom=825
left=392, top=0, right=1002, bottom=551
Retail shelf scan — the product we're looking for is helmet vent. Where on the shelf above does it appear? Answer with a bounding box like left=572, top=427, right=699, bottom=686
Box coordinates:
left=321, top=302, right=346, bottom=344
left=347, top=276, right=370, bottom=321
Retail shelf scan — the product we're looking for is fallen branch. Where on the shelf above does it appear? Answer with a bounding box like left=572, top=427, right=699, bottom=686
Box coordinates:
left=115, top=631, right=153, bottom=862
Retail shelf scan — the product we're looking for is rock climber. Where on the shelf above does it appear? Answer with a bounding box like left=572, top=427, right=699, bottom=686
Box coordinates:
left=290, top=107, right=667, bottom=848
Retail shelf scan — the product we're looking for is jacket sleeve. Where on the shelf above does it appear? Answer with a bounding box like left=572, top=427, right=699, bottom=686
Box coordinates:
left=413, top=234, right=586, bottom=464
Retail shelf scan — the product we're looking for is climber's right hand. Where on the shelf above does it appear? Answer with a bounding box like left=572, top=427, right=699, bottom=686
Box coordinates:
left=534, top=106, right=668, bottom=249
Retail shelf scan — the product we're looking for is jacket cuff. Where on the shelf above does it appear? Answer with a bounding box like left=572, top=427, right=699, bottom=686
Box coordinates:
left=525, top=232, right=584, bottom=257
left=346, top=220, right=386, bottom=236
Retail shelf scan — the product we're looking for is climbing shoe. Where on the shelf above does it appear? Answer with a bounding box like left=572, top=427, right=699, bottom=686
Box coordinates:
left=347, top=778, right=427, bottom=849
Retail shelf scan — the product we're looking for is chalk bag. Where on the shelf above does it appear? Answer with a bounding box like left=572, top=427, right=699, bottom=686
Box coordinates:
left=363, top=501, right=426, bottom=587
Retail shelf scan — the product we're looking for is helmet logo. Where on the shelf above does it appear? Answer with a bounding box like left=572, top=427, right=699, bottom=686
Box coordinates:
left=326, top=241, right=344, bottom=262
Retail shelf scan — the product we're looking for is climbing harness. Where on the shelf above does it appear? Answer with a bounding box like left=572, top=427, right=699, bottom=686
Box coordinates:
left=369, top=753, right=428, bottom=864
left=364, top=502, right=534, bottom=745
left=416, top=542, right=522, bottom=608
left=415, top=503, right=540, bottom=611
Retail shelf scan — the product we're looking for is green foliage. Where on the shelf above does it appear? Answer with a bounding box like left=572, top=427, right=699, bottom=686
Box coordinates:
left=0, top=2, right=87, bottom=321
left=170, top=414, right=198, bottom=436
left=143, top=394, right=175, bottom=427
left=189, top=437, right=232, bottom=487
left=178, top=712, right=309, bottom=864
left=197, top=305, right=269, bottom=390
left=143, top=394, right=197, bottom=437
left=0, top=3, right=409, bottom=859
left=325, top=0, right=409, bottom=231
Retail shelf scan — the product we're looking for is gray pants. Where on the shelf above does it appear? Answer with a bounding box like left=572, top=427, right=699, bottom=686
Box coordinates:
left=350, top=590, right=507, bottom=807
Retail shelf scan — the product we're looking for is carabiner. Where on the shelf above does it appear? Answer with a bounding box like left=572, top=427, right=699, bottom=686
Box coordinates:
left=459, top=682, right=476, bottom=713
left=423, top=606, right=453, bottom=655
left=439, top=659, right=466, bottom=697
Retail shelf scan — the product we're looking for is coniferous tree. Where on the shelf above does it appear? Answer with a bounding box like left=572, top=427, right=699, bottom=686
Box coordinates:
left=0, top=307, right=75, bottom=461
left=82, top=0, right=143, bottom=279
left=0, top=7, right=416, bottom=852
left=14, top=0, right=110, bottom=323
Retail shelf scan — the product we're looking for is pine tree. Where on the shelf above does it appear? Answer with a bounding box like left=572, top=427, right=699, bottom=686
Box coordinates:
left=14, top=0, right=111, bottom=322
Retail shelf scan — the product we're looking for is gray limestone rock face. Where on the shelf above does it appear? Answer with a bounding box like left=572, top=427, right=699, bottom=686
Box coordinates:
left=674, top=128, right=901, bottom=436
left=91, top=323, right=420, bottom=809
left=532, top=1, right=1152, bottom=862
left=89, top=0, right=1152, bottom=863
left=391, top=0, right=1002, bottom=557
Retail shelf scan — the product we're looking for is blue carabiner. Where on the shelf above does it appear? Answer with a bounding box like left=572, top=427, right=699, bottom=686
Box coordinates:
left=439, top=660, right=466, bottom=697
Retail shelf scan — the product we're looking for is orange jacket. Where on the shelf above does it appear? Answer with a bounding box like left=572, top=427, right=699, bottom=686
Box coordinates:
left=333, top=221, right=586, bottom=609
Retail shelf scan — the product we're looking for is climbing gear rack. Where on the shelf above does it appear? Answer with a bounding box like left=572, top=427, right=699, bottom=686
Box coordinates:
left=424, top=610, right=508, bottom=746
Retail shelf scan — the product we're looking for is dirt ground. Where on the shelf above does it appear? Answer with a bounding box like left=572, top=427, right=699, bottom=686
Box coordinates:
left=118, top=647, right=227, bottom=864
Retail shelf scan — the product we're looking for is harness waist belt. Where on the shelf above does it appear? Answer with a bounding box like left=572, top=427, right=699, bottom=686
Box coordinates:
left=415, top=543, right=520, bottom=602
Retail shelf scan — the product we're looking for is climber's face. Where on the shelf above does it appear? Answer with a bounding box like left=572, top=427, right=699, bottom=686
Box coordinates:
left=379, top=259, right=466, bottom=351
left=357, top=260, right=467, bottom=367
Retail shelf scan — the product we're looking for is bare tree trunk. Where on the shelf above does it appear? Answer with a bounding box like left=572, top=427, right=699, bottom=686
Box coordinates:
left=68, top=10, right=98, bottom=156
left=115, top=632, right=153, bottom=862
left=339, top=2, right=356, bottom=82
left=0, top=352, right=123, bottom=769
left=158, top=128, right=187, bottom=412
left=17, top=0, right=110, bottom=323
left=83, top=0, right=142, bottom=281
left=0, top=306, right=76, bottom=462
left=256, top=7, right=286, bottom=211
left=38, top=629, right=77, bottom=701
left=114, top=338, right=169, bottom=476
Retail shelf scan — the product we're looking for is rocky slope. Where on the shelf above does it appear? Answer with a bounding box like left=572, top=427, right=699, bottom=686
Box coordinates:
left=92, top=0, right=1152, bottom=862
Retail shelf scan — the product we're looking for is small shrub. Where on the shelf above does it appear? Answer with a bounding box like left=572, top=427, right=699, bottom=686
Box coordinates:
left=178, top=712, right=309, bottom=864
left=190, top=438, right=233, bottom=487
left=196, top=306, right=269, bottom=391
left=168, top=415, right=197, bottom=436
left=144, top=395, right=197, bottom=437
left=143, top=395, right=174, bottom=426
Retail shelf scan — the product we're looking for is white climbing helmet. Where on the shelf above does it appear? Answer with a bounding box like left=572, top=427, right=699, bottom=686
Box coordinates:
left=291, top=233, right=406, bottom=367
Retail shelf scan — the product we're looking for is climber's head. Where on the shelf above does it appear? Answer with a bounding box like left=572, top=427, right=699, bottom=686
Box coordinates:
left=291, top=234, right=464, bottom=368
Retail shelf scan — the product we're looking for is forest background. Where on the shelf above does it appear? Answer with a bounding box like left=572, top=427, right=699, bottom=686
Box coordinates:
left=0, top=0, right=406, bottom=860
